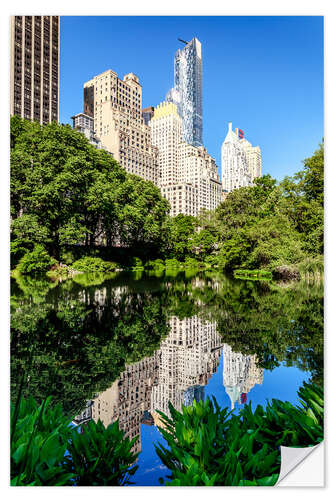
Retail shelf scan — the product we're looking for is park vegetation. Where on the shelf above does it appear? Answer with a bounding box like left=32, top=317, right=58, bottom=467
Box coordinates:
left=11, top=382, right=323, bottom=486
left=10, top=117, right=323, bottom=279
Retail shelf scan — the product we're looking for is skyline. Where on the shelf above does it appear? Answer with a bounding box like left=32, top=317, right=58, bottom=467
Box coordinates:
left=59, top=16, right=323, bottom=181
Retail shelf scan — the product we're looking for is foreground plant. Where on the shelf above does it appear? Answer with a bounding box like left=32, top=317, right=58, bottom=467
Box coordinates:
left=11, top=396, right=139, bottom=486
left=155, top=382, right=323, bottom=486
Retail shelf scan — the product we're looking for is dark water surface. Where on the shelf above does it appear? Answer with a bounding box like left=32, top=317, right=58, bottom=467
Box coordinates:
left=10, top=270, right=323, bottom=486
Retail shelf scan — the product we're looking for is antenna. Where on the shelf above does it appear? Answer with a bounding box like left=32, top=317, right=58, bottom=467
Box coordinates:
left=178, top=38, right=188, bottom=45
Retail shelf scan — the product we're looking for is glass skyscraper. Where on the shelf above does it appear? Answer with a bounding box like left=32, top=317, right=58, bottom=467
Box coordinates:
left=166, top=37, right=203, bottom=147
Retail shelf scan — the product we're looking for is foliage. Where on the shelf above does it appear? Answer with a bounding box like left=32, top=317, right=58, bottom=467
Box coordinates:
left=72, top=256, right=117, bottom=273
left=234, top=269, right=272, bottom=281
left=167, top=214, right=197, bottom=260
left=11, top=395, right=139, bottom=486
left=64, top=419, right=138, bottom=486
left=165, top=258, right=182, bottom=268
left=155, top=382, right=323, bottom=486
left=11, top=396, right=74, bottom=486
left=16, top=245, right=57, bottom=275
left=10, top=117, right=170, bottom=265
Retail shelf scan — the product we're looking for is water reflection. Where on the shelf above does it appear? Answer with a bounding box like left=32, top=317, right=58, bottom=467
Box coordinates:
left=10, top=270, right=323, bottom=481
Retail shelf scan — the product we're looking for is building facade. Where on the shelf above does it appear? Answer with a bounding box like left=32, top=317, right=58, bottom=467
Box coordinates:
left=166, top=38, right=203, bottom=147
left=178, top=143, right=222, bottom=212
left=83, top=69, right=159, bottom=185
left=10, top=15, right=60, bottom=124
left=150, top=101, right=183, bottom=187
left=150, top=101, right=222, bottom=217
left=221, top=122, right=262, bottom=192
left=71, top=112, right=110, bottom=152
left=142, top=106, right=154, bottom=125
left=240, top=138, right=262, bottom=182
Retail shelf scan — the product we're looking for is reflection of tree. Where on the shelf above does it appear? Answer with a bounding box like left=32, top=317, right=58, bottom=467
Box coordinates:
left=11, top=279, right=170, bottom=416
left=193, top=277, right=323, bottom=385
left=11, top=271, right=323, bottom=421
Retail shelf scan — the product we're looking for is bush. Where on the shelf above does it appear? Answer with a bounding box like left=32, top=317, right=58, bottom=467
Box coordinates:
left=64, top=419, right=138, bottom=486
left=165, top=258, right=182, bottom=268
left=72, top=256, right=117, bottom=273
left=16, top=245, right=57, bottom=275
left=11, top=396, right=74, bottom=486
left=155, top=382, right=323, bottom=486
left=11, top=396, right=139, bottom=486
left=184, top=257, right=200, bottom=268
left=145, top=258, right=165, bottom=270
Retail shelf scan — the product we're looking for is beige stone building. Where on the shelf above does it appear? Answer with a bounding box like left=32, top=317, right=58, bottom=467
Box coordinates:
left=10, top=16, right=60, bottom=125
left=240, top=138, right=262, bottom=182
left=150, top=101, right=222, bottom=217
left=83, top=70, right=159, bottom=184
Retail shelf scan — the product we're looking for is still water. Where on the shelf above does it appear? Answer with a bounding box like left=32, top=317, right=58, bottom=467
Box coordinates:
left=10, top=270, right=323, bottom=486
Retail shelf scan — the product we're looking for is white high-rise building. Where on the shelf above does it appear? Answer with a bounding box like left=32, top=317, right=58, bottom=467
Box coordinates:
left=221, top=122, right=262, bottom=193
left=240, top=138, right=262, bottom=182
left=151, top=101, right=222, bottom=217
left=150, top=101, right=182, bottom=187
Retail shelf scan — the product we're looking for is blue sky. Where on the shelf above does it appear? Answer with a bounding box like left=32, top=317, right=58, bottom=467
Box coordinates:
left=60, top=16, right=323, bottom=180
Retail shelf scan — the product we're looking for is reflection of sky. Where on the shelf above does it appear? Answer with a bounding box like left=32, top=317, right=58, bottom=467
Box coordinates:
left=132, top=353, right=311, bottom=486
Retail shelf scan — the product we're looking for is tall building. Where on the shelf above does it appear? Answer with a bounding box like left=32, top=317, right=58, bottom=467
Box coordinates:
left=71, top=112, right=110, bottom=152
left=221, top=122, right=262, bottom=193
left=150, top=101, right=183, bottom=187
left=239, top=138, right=262, bottom=182
left=166, top=38, right=203, bottom=147
left=142, top=106, right=154, bottom=125
left=83, top=69, right=159, bottom=185
left=10, top=16, right=60, bottom=124
left=151, top=101, right=222, bottom=217
left=177, top=143, right=222, bottom=212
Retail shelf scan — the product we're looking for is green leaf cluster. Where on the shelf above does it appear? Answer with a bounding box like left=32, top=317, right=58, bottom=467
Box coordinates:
left=11, top=395, right=138, bottom=486
left=155, top=382, right=323, bottom=486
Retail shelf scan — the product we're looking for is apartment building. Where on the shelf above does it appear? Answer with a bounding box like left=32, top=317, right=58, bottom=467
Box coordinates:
left=71, top=112, right=110, bottom=152
left=240, top=138, right=262, bottom=182
left=10, top=15, right=59, bottom=124
left=178, top=143, right=223, bottom=212
left=151, top=101, right=222, bottom=217
left=150, top=101, right=183, bottom=187
left=221, top=122, right=262, bottom=193
left=83, top=70, right=159, bottom=185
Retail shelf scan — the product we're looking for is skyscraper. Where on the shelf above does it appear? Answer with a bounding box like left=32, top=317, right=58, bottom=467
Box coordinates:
left=166, top=38, right=203, bottom=147
left=221, top=122, right=262, bottom=193
left=10, top=16, right=60, bottom=124
left=83, top=69, right=159, bottom=185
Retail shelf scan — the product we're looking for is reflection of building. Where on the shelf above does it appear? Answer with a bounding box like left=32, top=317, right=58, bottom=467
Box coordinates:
left=91, top=352, right=161, bottom=454
left=10, top=16, right=60, bottom=124
left=151, top=316, right=222, bottom=421
left=74, top=313, right=223, bottom=444
left=222, top=344, right=264, bottom=409
left=83, top=70, right=159, bottom=184
left=166, top=38, right=203, bottom=147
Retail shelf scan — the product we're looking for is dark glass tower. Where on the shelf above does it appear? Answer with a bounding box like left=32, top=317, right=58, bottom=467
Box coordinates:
left=166, top=37, right=203, bottom=147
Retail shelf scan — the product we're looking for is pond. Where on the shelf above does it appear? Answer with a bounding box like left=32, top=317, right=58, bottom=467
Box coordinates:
left=10, top=270, right=323, bottom=486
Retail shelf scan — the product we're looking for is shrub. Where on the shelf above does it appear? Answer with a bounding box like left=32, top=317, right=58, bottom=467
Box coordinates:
left=130, top=257, right=143, bottom=269
left=11, top=396, right=139, bottom=486
left=11, top=396, right=74, bottom=486
left=16, top=245, right=57, bottom=275
left=155, top=382, right=323, bottom=486
left=64, top=419, right=139, bottom=486
left=145, top=259, right=165, bottom=270
left=165, top=258, right=182, bottom=268
left=72, top=256, right=117, bottom=273
left=184, top=257, right=200, bottom=268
